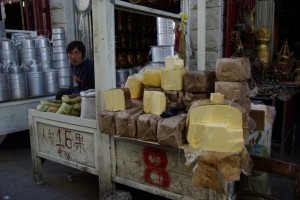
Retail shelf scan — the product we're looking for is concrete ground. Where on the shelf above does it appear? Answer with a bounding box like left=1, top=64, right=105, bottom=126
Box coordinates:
left=1, top=130, right=300, bottom=200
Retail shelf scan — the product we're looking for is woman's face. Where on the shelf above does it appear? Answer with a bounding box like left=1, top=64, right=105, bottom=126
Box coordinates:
left=67, top=47, right=84, bottom=66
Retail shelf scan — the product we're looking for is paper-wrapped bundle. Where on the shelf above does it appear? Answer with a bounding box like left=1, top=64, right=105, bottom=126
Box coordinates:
left=144, top=86, right=164, bottom=92
left=98, top=111, right=117, bottom=135
left=137, top=113, right=161, bottom=142
left=104, top=88, right=132, bottom=111
left=183, top=71, right=215, bottom=93
left=215, top=81, right=249, bottom=101
left=216, top=57, right=251, bottom=82
left=131, top=99, right=143, bottom=107
left=182, top=92, right=210, bottom=112
left=157, top=114, right=187, bottom=147
left=165, top=90, right=184, bottom=108
left=236, top=97, right=251, bottom=113
left=115, top=106, right=144, bottom=138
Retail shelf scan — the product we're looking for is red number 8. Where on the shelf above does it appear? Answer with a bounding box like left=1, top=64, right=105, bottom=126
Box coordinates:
left=143, top=147, right=170, bottom=188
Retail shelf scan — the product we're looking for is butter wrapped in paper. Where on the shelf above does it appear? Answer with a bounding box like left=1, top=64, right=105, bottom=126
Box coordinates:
left=164, top=90, right=184, bottom=108
left=184, top=147, right=253, bottom=192
left=182, top=92, right=210, bottom=112
left=216, top=57, right=251, bottom=82
left=157, top=114, right=187, bottom=147
left=98, top=111, right=117, bottom=135
left=115, top=106, right=144, bottom=138
left=215, top=81, right=249, bottom=101
left=183, top=71, right=215, bottom=93
left=137, top=113, right=161, bottom=142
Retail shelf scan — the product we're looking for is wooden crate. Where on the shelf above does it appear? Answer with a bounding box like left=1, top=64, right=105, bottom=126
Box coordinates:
left=28, top=109, right=99, bottom=183
left=108, top=137, right=235, bottom=200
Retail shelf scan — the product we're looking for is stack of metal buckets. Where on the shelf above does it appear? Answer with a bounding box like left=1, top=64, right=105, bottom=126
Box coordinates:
left=52, top=27, right=72, bottom=89
left=0, top=27, right=71, bottom=102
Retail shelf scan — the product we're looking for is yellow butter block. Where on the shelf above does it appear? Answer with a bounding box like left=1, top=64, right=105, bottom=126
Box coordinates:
left=161, top=68, right=186, bottom=91
left=187, top=104, right=244, bottom=153
left=142, top=68, right=163, bottom=87
left=125, top=75, right=144, bottom=99
left=210, top=93, right=224, bottom=103
left=104, top=88, right=132, bottom=111
left=143, top=90, right=166, bottom=115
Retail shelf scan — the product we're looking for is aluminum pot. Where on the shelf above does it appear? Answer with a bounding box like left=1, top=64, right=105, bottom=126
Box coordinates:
left=52, top=27, right=65, bottom=34
left=53, top=46, right=66, bottom=53
left=150, top=45, right=174, bottom=62
left=53, top=60, right=69, bottom=68
left=52, top=39, right=66, bottom=47
left=52, top=33, right=65, bottom=40
left=53, top=53, right=68, bottom=60
left=21, top=39, right=36, bottom=48
left=0, top=39, right=15, bottom=50
left=35, top=36, right=51, bottom=47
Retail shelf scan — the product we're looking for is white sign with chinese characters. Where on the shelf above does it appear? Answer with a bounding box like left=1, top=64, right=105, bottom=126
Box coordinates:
left=36, top=121, right=95, bottom=168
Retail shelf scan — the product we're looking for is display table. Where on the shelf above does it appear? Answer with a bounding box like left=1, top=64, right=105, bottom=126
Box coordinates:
left=99, top=134, right=236, bottom=200
left=28, top=109, right=99, bottom=184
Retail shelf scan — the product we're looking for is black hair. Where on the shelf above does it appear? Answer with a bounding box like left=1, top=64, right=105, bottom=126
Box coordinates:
left=66, top=40, right=86, bottom=56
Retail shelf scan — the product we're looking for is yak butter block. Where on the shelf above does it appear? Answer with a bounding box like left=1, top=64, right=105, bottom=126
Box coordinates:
left=157, top=114, right=187, bottom=147
left=161, top=68, right=186, bottom=91
left=143, top=90, right=166, bottom=115
left=183, top=71, right=215, bottom=93
left=210, top=93, right=224, bottom=103
left=216, top=58, right=251, bottom=82
left=187, top=104, right=244, bottom=153
left=215, top=81, right=249, bottom=101
left=98, top=111, right=117, bottom=135
left=115, top=106, right=144, bottom=138
left=104, top=88, right=132, bottom=111
left=137, top=113, right=161, bottom=141
left=142, top=68, right=163, bottom=87
left=165, top=55, right=184, bottom=70
left=125, top=75, right=144, bottom=99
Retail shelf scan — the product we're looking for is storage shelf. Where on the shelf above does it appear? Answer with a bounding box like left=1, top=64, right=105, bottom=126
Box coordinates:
left=113, top=0, right=181, bottom=21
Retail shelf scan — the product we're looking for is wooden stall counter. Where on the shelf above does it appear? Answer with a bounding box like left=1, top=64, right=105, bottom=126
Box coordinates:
left=28, top=109, right=99, bottom=184
left=99, top=134, right=237, bottom=200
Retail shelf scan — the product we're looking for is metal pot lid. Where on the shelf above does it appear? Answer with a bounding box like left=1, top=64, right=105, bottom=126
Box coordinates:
left=75, top=0, right=92, bottom=14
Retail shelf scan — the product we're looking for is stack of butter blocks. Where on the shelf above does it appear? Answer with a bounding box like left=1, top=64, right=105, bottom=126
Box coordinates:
left=183, top=70, right=215, bottom=112
left=214, top=57, right=252, bottom=138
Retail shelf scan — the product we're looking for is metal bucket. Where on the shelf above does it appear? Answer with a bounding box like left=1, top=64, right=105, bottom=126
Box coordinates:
left=0, top=49, right=18, bottom=61
left=53, top=53, right=68, bottom=60
left=52, top=33, right=65, bottom=40
left=58, top=67, right=71, bottom=77
left=0, top=38, right=15, bottom=50
left=150, top=45, right=174, bottom=62
left=156, top=17, right=175, bottom=46
left=116, top=68, right=129, bottom=84
left=8, top=73, right=28, bottom=99
left=53, top=60, right=69, bottom=68
left=58, top=76, right=72, bottom=88
left=35, top=36, right=51, bottom=47
left=40, top=60, right=53, bottom=69
left=44, top=69, right=59, bottom=94
left=26, top=71, right=46, bottom=97
left=0, top=74, right=10, bottom=101
left=52, top=39, right=66, bottom=47
left=53, top=46, right=66, bottom=53
left=21, top=38, right=36, bottom=48
left=11, top=32, right=30, bottom=46
left=52, top=27, right=65, bottom=34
